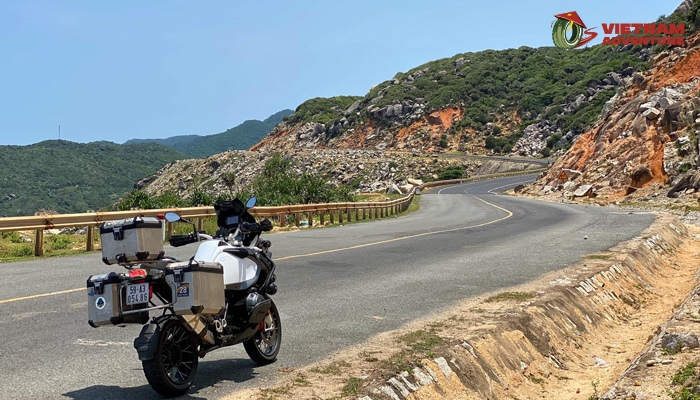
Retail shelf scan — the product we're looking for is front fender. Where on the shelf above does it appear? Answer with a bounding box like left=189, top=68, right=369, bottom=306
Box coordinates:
left=133, top=322, right=159, bottom=361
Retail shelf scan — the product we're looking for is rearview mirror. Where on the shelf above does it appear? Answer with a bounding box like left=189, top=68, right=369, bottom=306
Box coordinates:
left=165, top=212, right=182, bottom=223
left=245, top=197, right=257, bottom=209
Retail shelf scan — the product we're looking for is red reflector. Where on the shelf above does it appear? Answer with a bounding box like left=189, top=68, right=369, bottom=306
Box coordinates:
left=149, top=285, right=153, bottom=299
left=156, top=214, right=165, bottom=220
left=258, top=322, right=264, bottom=331
left=129, top=269, right=147, bottom=279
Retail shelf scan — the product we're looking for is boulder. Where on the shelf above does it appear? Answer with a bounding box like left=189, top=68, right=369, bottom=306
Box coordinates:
left=661, top=103, right=684, bottom=133
left=313, top=123, right=325, bottom=136
left=643, top=107, right=661, bottom=119
left=658, top=96, right=676, bottom=110
left=668, top=171, right=700, bottom=197
left=627, top=114, right=647, bottom=137
left=407, top=178, right=424, bottom=186
left=631, top=166, right=654, bottom=188
left=399, top=183, right=414, bottom=193
left=608, top=72, right=622, bottom=85
left=562, top=169, right=582, bottom=179
left=563, top=181, right=578, bottom=192
left=387, top=184, right=402, bottom=195
left=370, top=95, right=383, bottom=105
left=573, top=184, right=595, bottom=197
left=661, top=333, right=699, bottom=352
left=640, top=101, right=657, bottom=111
left=674, top=0, right=694, bottom=14
left=621, top=66, right=635, bottom=77
left=344, top=100, right=362, bottom=116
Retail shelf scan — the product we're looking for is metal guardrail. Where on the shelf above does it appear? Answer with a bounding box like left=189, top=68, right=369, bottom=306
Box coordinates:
left=0, top=168, right=546, bottom=256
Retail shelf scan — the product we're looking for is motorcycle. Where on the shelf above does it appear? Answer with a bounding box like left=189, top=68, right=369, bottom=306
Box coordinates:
left=86, top=197, right=281, bottom=397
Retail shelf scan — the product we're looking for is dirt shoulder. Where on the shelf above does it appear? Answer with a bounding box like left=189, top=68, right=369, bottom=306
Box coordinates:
left=220, top=212, right=700, bottom=400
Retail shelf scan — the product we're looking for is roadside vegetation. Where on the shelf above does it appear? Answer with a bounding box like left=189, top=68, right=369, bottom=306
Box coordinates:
left=669, top=362, right=700, bottom=400
left=0, top=230, right=94, bottom=263
left=116, top=153, right=355, bottom=210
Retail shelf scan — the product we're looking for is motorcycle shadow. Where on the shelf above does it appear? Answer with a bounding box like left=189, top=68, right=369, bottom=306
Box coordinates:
left=62, top=357, right=261, bottom=399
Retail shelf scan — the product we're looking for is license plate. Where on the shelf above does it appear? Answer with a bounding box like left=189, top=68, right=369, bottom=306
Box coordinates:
left=125, top=283, right=149, bottom=305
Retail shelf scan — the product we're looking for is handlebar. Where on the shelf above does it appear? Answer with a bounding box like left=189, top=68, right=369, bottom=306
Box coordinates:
left=240, top=219, right=273, bottom=233
left=169, top=233, right=198, bottom=247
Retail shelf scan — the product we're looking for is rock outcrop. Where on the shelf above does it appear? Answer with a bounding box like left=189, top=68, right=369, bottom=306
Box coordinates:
left=524, top=31, right=700, bottom=200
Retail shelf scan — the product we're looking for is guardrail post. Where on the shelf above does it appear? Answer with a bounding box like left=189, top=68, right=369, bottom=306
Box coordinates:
left=330, top=211, right=335, bottom=224
left=197, top=217, right=203, bottom=232
left=319, top=212, right=325, bottom=225
left=308, top=212, right=313, bottom=227
left=166, top=222, right=173, bottom=240
left=86, top=226, right=95, bottom=251
left=280, top=214, right=286, bottom=228
left=355, top=209, right=359, bottom=221
left=339, top=209, right=344, bottom=224
left=34, top=229, right=44, bottom=256
left=295, top=213, right=300, bottom=227
left=363, top=209, right=367, bottom=220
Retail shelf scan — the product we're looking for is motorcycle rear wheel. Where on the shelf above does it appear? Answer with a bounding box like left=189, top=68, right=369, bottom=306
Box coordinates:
left=244, top=299, right=282, bottom=365
left=142, top=318, right=199, bottom=398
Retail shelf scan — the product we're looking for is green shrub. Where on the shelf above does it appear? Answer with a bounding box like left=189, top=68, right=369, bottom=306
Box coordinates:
left=189, top=188, right=213, bottom=207
left=438, top=166, right=465, bottom=180
left=251, top=154, right=354, bottom=206
left=1, top=231, right=23, bottom=243
left=485, top=132, right=522, bottom=154
left=546, top=134, right=563, bottom=149
left=49, top=235, right=72, bottom=251
left=11, top=245, right=34, bottom=257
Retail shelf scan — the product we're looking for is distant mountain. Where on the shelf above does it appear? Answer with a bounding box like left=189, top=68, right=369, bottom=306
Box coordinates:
left=123, top=134, right=201, bottom=149
left=0, top=140, right=186, bottom=217
left=124, top=109, right=293, bottom=158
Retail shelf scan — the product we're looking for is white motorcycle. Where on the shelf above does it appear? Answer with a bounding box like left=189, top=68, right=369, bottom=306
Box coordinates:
left=87, top=197, right=281, bottom=397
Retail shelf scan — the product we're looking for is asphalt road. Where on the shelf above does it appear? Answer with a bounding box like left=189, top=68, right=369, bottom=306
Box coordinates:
left=0, top=174, right=655, bottom=400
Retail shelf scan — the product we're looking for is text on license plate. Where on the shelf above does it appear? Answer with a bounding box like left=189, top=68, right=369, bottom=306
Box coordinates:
left=126, top=283, right=149, bottom=305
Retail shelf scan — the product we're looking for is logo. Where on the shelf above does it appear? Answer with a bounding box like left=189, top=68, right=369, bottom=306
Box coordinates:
left=177, top=283, right=190, bottom=297
left=552, top=11, right=685, bottom=48
left=552, top=11, right=598, bottom=49
left=95, top=296, right=106, bottom=310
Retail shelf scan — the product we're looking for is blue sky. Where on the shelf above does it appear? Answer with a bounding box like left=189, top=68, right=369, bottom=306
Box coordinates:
left=0, top=1, right=679, bottom=145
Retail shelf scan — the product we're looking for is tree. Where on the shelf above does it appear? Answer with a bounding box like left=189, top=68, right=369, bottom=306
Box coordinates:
left=221, top=171, right=237, bottom=196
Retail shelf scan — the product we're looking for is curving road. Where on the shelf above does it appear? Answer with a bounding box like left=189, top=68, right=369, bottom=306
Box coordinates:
left=0, top=175, right=655, bottom=399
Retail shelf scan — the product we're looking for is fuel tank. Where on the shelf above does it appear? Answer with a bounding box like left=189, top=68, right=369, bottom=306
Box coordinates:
left=193, top=240, right=259, bottom=290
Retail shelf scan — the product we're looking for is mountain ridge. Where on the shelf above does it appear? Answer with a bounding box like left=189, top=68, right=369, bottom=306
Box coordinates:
left=123, top=109, right=293, bottom=157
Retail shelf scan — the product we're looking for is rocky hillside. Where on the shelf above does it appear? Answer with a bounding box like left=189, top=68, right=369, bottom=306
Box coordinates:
left=136, top=150, right=543, bottom=200
left=251, top=46, right=649, bottom=158
left=523, top=29, right=700, bottom=202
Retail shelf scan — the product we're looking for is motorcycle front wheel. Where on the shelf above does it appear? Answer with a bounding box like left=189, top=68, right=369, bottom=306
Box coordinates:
left=244, top=299, right=282, bottom=365
left=142, top=318, right=199, bottom=398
